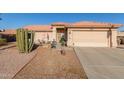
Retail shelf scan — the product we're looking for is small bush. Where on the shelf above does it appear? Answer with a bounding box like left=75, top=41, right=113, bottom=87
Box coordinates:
left=0, top=38, right=7, bottom=45
left=0, top=38, right=7, bottom=43
left=59, top=36, right=66, bottom=46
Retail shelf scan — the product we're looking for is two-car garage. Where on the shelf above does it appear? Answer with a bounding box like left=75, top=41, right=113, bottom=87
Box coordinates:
left=61, top=21, right=122, bottom=48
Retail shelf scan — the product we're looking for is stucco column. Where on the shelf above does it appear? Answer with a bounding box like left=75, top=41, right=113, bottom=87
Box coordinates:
left=67, top=29, right=73, bottom=46
left=52, top=27, right=57, bottom=41
left=112, top=29, right=117, bottom=47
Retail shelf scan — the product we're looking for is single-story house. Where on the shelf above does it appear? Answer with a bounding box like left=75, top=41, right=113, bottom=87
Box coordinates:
left=1, top=21, right=122, bottom=47
left=23, top=21, right=122, bottom=47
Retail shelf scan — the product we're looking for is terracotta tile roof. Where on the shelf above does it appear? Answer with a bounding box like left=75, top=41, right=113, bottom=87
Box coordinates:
left=23, top=25, right=52, bottom=31
left=69, top=21, right=123, bottom=28
left=51, top=21, right=123, bottom=28
left=69, top=21, right=122, bottom=27
left=51, top=22, right=69, bottom=26
left=0, top=29, right=16, bottom=35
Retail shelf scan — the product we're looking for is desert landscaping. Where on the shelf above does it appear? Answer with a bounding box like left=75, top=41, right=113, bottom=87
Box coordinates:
left=0, top=43, right=87, bottom=79
left=13, top=47, right=87, bottom=79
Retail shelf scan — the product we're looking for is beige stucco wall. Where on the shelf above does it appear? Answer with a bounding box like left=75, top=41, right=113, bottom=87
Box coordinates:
left=67, top=29, right=73, bottom=46
left=34, top=31, right=52, bottom=44
left=52, top=27, right=57, bottom=40
left=111, top=29, right=117, bottom=47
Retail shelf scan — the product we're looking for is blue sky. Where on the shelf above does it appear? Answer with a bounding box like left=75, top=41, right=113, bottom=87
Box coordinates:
left=0, top=13, right=124, bottom=31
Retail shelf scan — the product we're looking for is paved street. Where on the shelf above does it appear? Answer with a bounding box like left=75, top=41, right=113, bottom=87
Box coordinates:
left=75, top=47, right=124, bottom=79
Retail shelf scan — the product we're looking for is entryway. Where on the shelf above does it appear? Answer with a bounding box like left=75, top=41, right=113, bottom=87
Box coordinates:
left=56, top=28, right=67, bottom=43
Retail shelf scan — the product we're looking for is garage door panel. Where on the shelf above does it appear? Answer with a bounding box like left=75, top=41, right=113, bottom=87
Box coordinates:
left=72, top=31, right=108, bottom=47
left=74, top=42, right=107, bottom=47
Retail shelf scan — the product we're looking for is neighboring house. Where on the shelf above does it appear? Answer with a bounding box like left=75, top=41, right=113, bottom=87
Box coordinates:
left=23, top=21, right=122, bottom=47
left=117, top=31, right=124, bottom=45
left=0, top=29, right=16, bottom=42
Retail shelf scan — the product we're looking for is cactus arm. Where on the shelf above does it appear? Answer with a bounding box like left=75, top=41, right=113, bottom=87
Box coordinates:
left=21, top=29, right=25, bottom=52
left=25, top=29, right=28, bottom=53
left=29, top=31, right=35, bottom=52
left=16, top=29, right=20, bottom=50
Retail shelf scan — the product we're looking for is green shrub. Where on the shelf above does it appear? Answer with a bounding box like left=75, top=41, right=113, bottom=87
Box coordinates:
left=59, top=36, right=66, bottom=46
left=0, top=38, right=7, bottom=45
left=0, top=38, right=7, bottom=43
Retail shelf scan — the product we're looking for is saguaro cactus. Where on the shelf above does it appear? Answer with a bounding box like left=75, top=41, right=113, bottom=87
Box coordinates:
left=16, top=29, right=35, bottom=53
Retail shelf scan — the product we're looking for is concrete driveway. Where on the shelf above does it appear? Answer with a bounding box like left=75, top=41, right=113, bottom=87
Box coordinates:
left=74, top=47, right=124, bottom=79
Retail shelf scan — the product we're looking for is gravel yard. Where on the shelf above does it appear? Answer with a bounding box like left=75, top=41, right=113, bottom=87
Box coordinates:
left=0, top=47, right=37, bottom=79
left=14, top=47, right=87, bottom=79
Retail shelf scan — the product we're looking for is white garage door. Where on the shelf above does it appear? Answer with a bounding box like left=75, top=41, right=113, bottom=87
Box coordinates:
left=72, top=30, right=108, bottom=47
